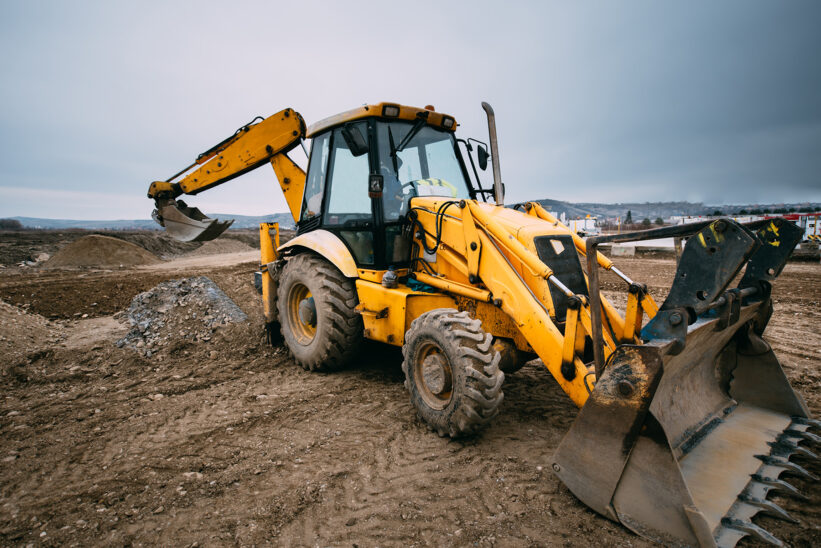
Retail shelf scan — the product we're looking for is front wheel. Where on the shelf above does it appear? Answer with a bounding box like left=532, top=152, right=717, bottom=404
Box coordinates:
left=402, top=309, right=504, bottom=437
left=276, top=253, right=363, bottom=371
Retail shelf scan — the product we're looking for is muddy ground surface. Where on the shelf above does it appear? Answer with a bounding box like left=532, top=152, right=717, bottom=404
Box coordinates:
left=0, top=231, right=818, bottom=547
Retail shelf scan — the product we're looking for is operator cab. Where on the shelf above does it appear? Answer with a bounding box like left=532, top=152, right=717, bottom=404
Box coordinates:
left=297, top=103, right=488, bottom=270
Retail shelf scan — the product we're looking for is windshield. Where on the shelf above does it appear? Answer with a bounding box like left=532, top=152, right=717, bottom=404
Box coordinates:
left=376, top=121, right=470, bottom=221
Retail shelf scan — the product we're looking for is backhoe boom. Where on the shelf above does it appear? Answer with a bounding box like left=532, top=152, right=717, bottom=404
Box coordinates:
left=147, top=108, right=306, bottom=241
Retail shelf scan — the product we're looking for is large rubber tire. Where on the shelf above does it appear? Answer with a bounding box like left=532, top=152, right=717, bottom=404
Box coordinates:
left=402, top=309, right=504, bottom=437
left=277, top=253, right=363, bottom=371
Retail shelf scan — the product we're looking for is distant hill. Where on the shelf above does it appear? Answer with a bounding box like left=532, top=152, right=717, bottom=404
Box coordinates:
left=6, top=200, right=819, bottom=229
left=9, top=212, right=295, bottom=231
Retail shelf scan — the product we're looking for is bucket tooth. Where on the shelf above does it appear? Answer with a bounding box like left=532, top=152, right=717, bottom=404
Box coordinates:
left=750, top=473, right=807, bottom=499
left=720, top=518, right=783, bottom=547
left=738, top=494, right=797, bottom=523
left=768, top=439, right=819, bottom=460
left=791, top=416, right=821, bottom=430
left=755, top=455, right=818, bottom=481
left=783, top=428, right=821, bottom=444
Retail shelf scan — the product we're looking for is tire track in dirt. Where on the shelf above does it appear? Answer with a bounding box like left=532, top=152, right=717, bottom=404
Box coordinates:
left=248, top=362, right=643, bottom=547
left=1, top=252, right=818, bottom=547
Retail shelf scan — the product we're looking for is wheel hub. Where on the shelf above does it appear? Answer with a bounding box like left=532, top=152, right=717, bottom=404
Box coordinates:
left=414, top=342, right=454, bottom=410
left=422, top=353, right=449, bottom=395
left=287, top=283, right=316, bottom=345
left=298, top=297, right=316, bottom=326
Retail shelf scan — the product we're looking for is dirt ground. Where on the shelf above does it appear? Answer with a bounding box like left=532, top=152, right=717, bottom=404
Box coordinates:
left=0, top=231, right=818, bottom=547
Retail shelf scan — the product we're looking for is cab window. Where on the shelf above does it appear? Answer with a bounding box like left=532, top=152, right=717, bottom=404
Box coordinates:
left=301, top=132, right=330, bottom=220
left=376, top=122, right=470, bottom=221
left=324, top=122, right=371, bottom=226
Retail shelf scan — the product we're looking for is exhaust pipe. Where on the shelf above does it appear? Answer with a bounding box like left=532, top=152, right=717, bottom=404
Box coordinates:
left=481, top=102, right=504, bottom=206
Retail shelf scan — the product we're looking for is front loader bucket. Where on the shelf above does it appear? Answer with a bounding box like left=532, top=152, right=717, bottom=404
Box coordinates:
left=152, top=199, right=233, bottom=242
left=554, top=219, right=816, bottom=547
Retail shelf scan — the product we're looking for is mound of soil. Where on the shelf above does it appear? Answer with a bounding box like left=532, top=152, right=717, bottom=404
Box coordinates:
left=45, top=235, right=159, bottom=269
left=185, top=238, right=254, bottom=256
left=114, top=232, right=200, bottom=258
left=116, top=276, right=247, bottom=356
left=0, top=300, right=61, bottom=368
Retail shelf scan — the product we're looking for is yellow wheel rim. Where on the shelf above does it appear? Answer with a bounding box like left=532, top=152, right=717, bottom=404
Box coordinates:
left=413, top=341, right=454, bottom=410
left=287, top=283, right=316, bottom=345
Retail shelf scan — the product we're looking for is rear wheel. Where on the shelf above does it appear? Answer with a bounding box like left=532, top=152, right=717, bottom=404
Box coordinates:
left=402, top=309, right=504, bottom=437
left=277, top=253, right=363, bottom=371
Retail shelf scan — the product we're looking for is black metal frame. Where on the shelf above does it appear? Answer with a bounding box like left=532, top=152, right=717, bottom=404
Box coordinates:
left=585, top=217, right=804, bottom=379
left=585, top=221, right=714, bottom=377
left=298, top=118, right=482, bottom=270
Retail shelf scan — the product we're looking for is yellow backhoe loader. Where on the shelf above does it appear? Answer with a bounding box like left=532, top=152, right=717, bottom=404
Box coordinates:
left=147, top=102, right=817, bottom=547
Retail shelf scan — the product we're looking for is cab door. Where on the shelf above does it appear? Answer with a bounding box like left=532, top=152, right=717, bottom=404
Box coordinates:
left=315, top=121, right=378, bottom=267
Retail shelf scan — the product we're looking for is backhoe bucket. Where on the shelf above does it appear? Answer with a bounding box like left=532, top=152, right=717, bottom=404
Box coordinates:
left=553, top=219, right=816, bottom=547
left=152, top=199, right=233, bottom=242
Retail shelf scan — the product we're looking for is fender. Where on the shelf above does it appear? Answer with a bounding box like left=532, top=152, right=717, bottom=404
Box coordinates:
left=278, top=229, right=358, bottom=278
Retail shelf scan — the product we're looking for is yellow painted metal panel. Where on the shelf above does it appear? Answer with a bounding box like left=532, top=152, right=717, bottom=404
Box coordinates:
left=455, top=298, right=534, bottom=353
left=258, top=222, right=280, bottom=323
left=409, top=196, right=593, bottom=405
left=415, top=272, right=491, bottom=302
left=355, top=280, right=408, bottom=345
left=179, top=108, right=305, bottom=196
left=270, top=154, right=306, bottom=223
left=306, top=102, right=457, bottom=138
left=278, top=229, right=358, bottom=278
left=562, top=305, right=580, bottom=366
left=357, top=268, right=409, bottom=284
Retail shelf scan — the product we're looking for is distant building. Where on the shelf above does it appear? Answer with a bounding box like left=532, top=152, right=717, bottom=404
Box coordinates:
left=668, top=212, right=820, bottom=242
left=566, top=217, right=599, bottom=236
left=670, top=214, right=763, bottom=225
left=775, top=212, right=820, bottom=241
left=544, top=211, right=600, bottom=236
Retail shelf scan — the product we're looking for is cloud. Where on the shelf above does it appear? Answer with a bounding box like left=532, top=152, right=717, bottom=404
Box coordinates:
left=0, top=186, right=147, bottom=220
left=0, top=1, right=819, bottom=218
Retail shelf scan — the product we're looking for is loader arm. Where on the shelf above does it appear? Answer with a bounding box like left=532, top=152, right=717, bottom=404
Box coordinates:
left=147, top=108, right=307, bottom=241
left=407, top=198, right=628, bottom=406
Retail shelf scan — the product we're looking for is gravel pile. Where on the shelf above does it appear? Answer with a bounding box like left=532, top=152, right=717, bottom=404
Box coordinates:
left=116, top=276, right=247, bottom=356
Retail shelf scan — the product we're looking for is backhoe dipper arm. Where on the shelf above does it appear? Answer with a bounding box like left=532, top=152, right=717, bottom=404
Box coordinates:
left=147, top=108, right=307, bottom=242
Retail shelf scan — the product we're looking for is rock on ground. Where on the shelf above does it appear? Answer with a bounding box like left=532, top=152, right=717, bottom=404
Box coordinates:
left=116, top=276, right=247, bottom=356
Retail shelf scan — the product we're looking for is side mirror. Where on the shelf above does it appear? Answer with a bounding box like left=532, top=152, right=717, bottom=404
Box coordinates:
left=342, top=124, right=369, bottom=157
left=477, top=145, right=489, bottom=171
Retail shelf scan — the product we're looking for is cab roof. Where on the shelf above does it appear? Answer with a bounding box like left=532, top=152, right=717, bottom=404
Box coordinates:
left=306, top=102, right=457, bottom=138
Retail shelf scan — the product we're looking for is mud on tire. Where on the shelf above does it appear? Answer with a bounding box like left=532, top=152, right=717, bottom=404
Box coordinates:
left=402, top=308, right=504, bottom=437
left=277, top=253, right=363, bottom=371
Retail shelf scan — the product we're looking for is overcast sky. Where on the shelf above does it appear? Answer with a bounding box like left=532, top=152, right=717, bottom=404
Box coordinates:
left=1, top=1, right=819, bottom=219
